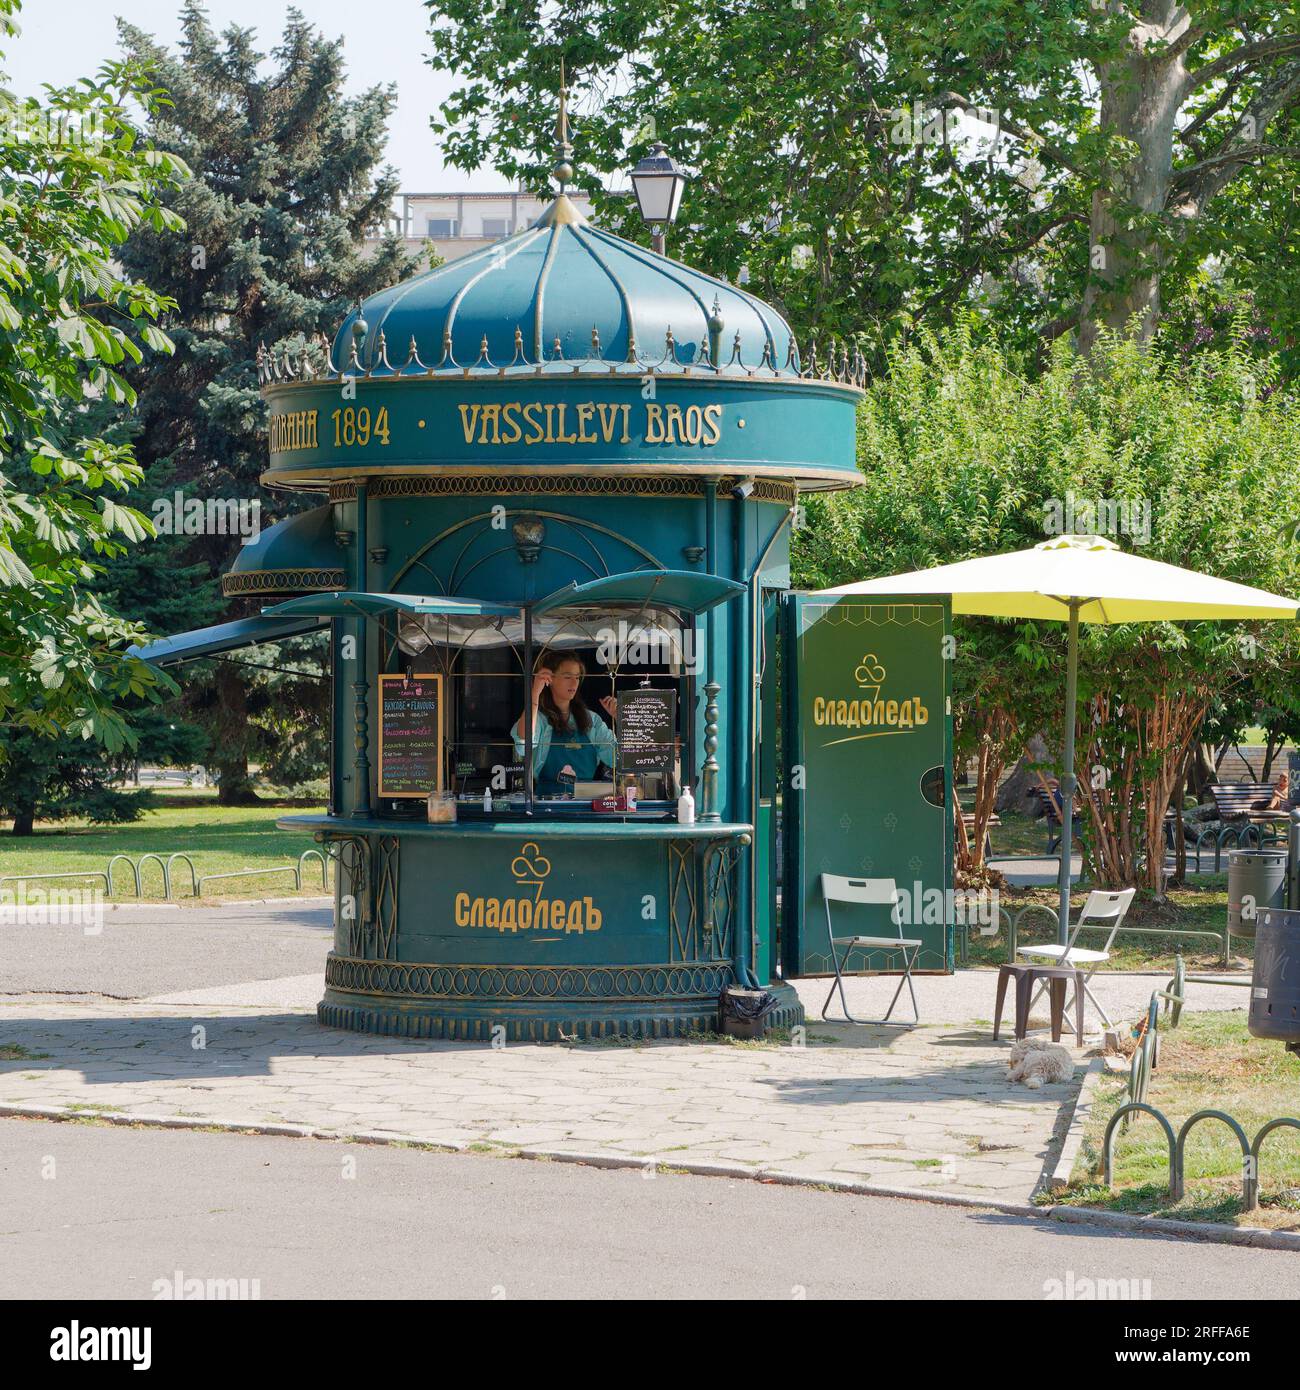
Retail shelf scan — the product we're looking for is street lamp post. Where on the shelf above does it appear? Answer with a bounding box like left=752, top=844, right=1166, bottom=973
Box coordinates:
left=630, top=142, right=688, bottom=255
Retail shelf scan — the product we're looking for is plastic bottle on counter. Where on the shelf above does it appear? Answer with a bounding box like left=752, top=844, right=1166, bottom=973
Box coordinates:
left=483, top=787, right=493, bottom=813
left=677, top=785, right=695, bottom=825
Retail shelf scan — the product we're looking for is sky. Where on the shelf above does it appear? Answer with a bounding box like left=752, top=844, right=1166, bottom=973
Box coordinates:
left=6, top=0, right=504, bottom=191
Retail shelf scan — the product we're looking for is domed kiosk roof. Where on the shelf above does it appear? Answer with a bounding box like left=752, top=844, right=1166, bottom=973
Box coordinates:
left=332, top=194, right=800, bottom=376
left=257, top=118, right=865, bottom=494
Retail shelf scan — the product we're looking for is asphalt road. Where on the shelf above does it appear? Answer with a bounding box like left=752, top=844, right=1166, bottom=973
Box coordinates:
left=1, top=1118, right=1297, bottom=1301
left=0, top=904, right=332, bottom=999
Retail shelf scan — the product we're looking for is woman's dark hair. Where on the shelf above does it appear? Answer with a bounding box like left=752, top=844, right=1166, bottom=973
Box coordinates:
left=537, top=653, right=591, bottom=735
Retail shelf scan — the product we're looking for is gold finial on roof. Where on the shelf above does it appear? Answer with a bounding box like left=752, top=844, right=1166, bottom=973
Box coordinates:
left=553, top=57, right=575, bottom=192
left=532, top=58, right=588, bottom=228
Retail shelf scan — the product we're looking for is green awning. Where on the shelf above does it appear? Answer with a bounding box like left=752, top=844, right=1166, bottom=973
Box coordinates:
left=532, top=570, right=745, bottom=617
left=221, top=504, right=345, bottom=599
left=130, top=614, right=329, bottom=668
left=261, top=592, right=520, bottom=620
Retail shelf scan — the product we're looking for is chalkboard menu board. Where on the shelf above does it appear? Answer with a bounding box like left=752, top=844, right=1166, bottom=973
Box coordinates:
left=617, top=687, right=677, bottom=776
left=1289, top=750, right=1300, bottom=809
left=377, top=673, right=444, bottom=797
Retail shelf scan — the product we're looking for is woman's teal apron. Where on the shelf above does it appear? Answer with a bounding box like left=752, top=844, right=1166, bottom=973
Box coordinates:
left=538, top=719, right=599, bottom=796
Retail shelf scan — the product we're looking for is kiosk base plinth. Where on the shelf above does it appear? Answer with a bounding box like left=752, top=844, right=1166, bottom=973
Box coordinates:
left=316, top=957, right=805, bottom=1043
left=746, top=980, right=805, bottom=1038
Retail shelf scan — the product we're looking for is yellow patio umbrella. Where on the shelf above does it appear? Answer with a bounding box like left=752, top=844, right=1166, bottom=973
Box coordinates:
left=818, top=534, right=1299, bottom=942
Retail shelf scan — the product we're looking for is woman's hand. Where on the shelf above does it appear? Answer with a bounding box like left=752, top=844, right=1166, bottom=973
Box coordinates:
left=531, top=668, right=553, bottom=702
left=599, top=695, right=618, bottom=720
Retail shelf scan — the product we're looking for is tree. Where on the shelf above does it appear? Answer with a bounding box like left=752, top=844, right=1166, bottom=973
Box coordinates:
left=796, top=320, right=1300, bottom=890
left=115, top=3, right=422, bottom=801
left=1071, top=4, right=1300, bottom=352
left=0, top=728, right=152, bottom=837
left=0, top=0, right=187, bottom=756
left=423, top=2, right=1300, bottom=362
left=1165, top=104, right=1300, bottom=379
left=1198, top=624, right=1300, bottom=782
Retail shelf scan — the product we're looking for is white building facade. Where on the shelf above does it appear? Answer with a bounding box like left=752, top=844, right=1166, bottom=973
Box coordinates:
left=367, top=189, right=598, bottom=263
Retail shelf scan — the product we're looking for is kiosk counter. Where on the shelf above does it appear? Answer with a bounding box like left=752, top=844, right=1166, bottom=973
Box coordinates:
left=284, top=812, right=756, bottom=1040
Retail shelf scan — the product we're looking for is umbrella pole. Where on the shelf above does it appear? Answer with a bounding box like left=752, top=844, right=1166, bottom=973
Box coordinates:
left=1056, top=600, right=1082, bottom=946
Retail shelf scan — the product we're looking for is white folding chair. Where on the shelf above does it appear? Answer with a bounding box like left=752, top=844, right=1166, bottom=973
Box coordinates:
left=1017, top=888, right=1136, bottom=1029
left=820, top=874, right=922, bottom=1026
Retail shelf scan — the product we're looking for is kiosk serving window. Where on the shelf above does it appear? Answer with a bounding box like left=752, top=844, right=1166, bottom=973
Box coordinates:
left=389, top=603, right=695, bottom=812
left=261, top=572, right=745, bottom=820
left=391, top=611, right=525, bottom=801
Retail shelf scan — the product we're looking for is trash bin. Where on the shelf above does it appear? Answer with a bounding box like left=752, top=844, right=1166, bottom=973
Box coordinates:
left=1227, top=848, right=1287, bottom=939
left=1250, top=907, right=1300, bottom=1051
left=719, top=986, right=778, bottom=1040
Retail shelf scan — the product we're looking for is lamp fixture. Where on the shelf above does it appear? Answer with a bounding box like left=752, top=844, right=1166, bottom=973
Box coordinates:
left=630, top=142, right=689, bottom=255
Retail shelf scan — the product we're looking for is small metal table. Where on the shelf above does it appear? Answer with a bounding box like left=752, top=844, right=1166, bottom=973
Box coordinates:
left=993, top=963, right=1085, bottom=1044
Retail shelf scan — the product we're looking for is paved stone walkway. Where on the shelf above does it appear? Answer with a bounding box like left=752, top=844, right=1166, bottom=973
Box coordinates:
left=0, top=1000, right=1069, bottom=1199
left=0, top=971, right=1248, bottom=1202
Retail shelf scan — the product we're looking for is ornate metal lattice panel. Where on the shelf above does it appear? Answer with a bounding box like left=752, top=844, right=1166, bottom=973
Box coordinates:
left=666, top=840, right=700, bottom=962
left=373, top=835, right=399, bottom=961
left=703, top=839, right=741, bottom=964
left=666, top=839, right=740, bottom=962
left=221, top=567, right=345, bottom=596
left=329, top=475, right=794, bottom=503
left=325, top=955, right=732, bottom=1001
left=373, top=474, right=706, bottom=498
left=323, top=837, right=370, bottom=957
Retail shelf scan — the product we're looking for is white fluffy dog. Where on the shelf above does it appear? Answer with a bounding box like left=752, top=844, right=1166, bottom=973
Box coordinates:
left=1006, top=1038, right=1075, bottom=1089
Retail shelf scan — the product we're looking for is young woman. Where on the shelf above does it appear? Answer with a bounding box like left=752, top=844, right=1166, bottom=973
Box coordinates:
left=512, top=654, right=618, bottom=797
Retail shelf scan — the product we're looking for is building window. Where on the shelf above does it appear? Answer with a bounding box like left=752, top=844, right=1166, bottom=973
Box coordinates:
left=481, top=217, right=512, bottom=239
left=425, top=218, right=458, bottom=238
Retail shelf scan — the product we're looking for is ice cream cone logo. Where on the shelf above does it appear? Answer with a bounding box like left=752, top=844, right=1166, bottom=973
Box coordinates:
left=511, top=841, right=552, bottom=901
left=854, top=653, right=886, bottom=703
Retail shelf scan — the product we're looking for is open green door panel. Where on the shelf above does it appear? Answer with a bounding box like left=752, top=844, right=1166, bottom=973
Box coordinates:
left=780, top=594, right=953, bottom=976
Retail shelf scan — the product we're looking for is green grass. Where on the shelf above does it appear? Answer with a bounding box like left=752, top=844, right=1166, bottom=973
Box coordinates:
left=962, top=808, right=1247, bottom=974
left=1058, top=1011, right=1300, bottom=1229
left=960, top=879, right=1243, bottom=973
left=0, top=793, right=329, bottom=902
left=981, top=808, right=1051, bottom=858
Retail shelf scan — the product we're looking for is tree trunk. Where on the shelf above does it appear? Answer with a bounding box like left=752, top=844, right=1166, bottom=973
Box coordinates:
left=1077, top=686, right=1209, bottom=892
left=212, top=664, right=260, bottom=805
left=1187, top=743, right=1216, bottom=801
left=994, top=732, right=1050, bottom=815
left=954, top=795, right=972, bottom=873
left=1170, top=750, right=1188, bottom=886
left=1078, top=5, right=1190, bottom=353
left=955, top=706, right=1017, bottom=876
left=1262, top=733, right=1281, bottom=784
left=216, top=765, right=260, bottom=805
left=10, top=805, right=34, bottom=836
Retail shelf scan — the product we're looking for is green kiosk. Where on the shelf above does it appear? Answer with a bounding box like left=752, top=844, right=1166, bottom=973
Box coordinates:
left=139, top=139, right=952, bottom=1040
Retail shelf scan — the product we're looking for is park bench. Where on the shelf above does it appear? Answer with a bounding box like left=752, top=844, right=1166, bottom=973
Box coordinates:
left=1030, top=784, right=1082, bottom=855
left=1208, top=781, right=1288, bottom=844
left=1208, top=781, right=1281, bottom=822
left=1175, top=781, right=1290, bottom=871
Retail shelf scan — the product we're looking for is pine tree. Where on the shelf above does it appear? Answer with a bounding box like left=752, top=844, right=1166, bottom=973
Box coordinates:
left=116, top=2, right=423, bottom=801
